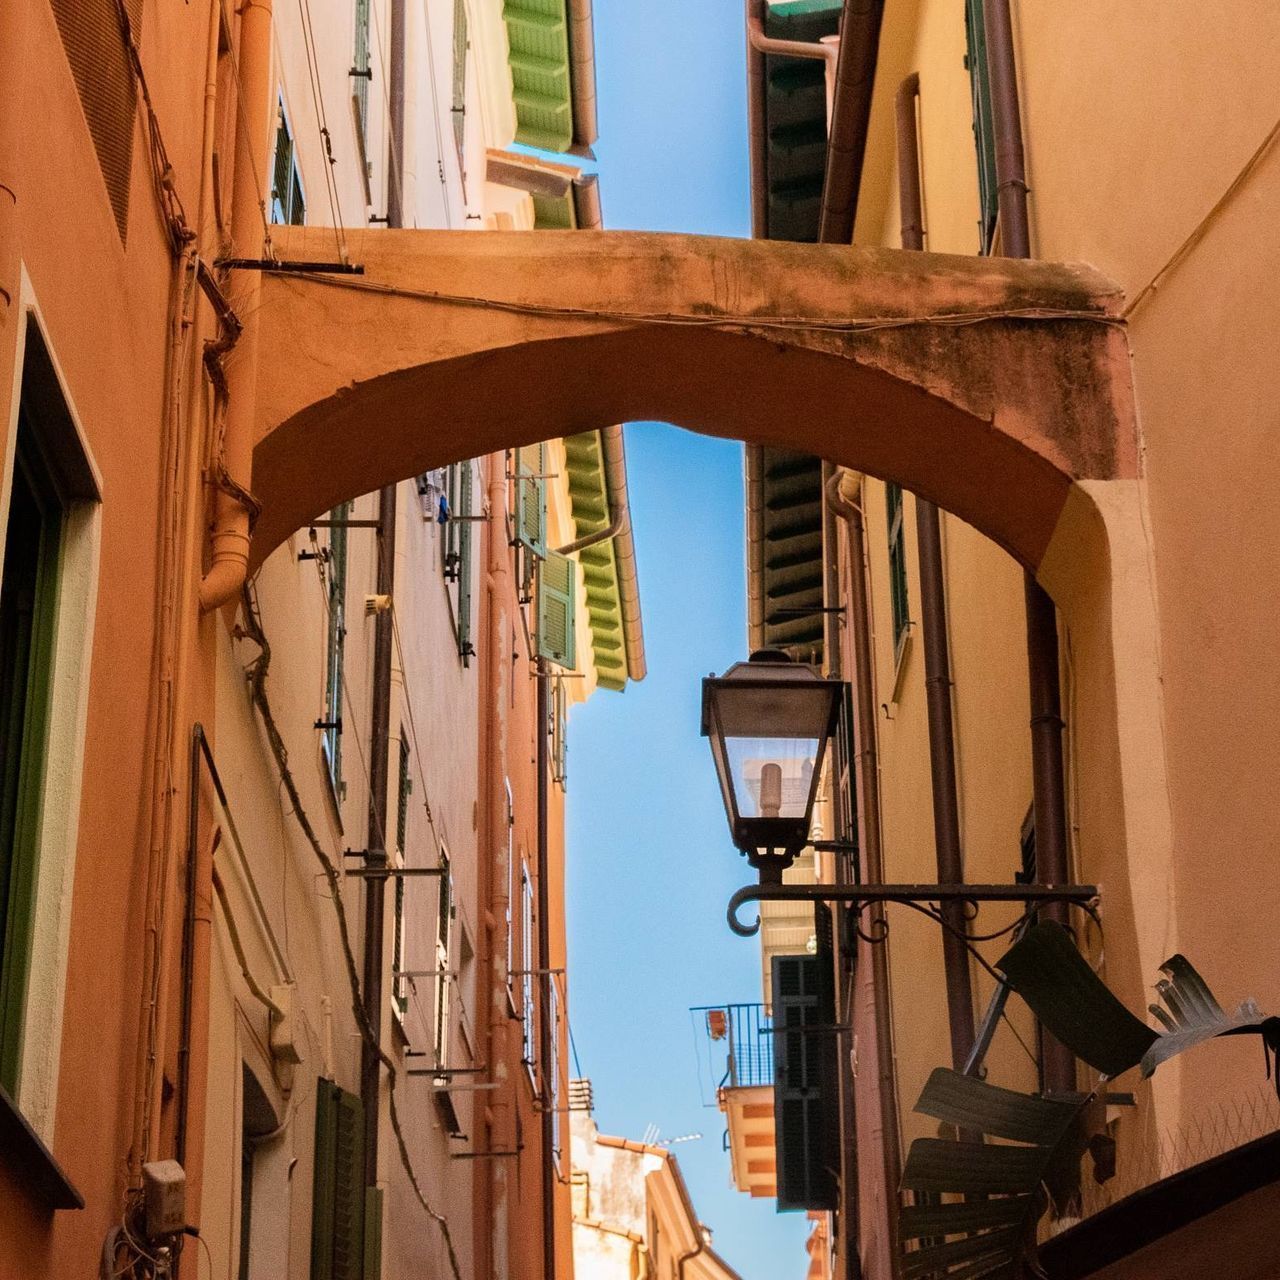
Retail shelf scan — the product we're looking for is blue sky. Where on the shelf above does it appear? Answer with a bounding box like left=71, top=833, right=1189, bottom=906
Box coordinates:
left=563, top=3, right=812, bottom=1274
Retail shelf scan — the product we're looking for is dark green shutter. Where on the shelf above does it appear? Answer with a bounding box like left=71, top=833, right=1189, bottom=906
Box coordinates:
left=772, top=954, right=839, bottom=1212
left=311, top=1079, right=365, bottom=1280
left=363, top=1187, right=383, bottom=1279
left=537, top=552, right=575, bottom=669
left=0, top=423, right=63, bottom=1093
left=457, top=462, right=473, bottom=664
left=964, top=0, right=999, bottom=253
left=353, top=0, right=371, bottom=147
left=886, top=483, right=909, bottom=655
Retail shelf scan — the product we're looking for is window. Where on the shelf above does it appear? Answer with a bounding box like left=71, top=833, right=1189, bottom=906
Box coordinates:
left=548, top=976, right=562, bottom=1167
left=964, top=0, right=999, bottom=253
left=520, top=860, right=535, bottom=1073
left=885, top=482, right=910, bottom=659
left=352, top=0, right=371, bottom=152
left=550, top=677, right=568, bottom=788
left=537, top=552, right=576, bottom=670
left=442, top=462, right=475, bottom=664
left=320, top=503, right=349, bottom=803
left=270, top=97, right=306, bottom=226
left=311, top=1077, right=379, bottom=1280
left=0, top=319, right=98, bottom=1175
left=239, top=1065, right=283, bottom=1280
left=433, top=850, right=454, bottom=1068
left=0, top=413, right=64, bottom=1095
left=451, top=0, right=468, bottom=160
left=514, top=444, right=547, bottom=604
left=395, top=730, right=411, bottom=854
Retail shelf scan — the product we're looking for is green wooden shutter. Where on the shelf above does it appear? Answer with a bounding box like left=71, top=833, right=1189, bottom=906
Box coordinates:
left=363, top=1186, right=383, bottom=1280
left=537, top=552, right=576, bottom=669
left=0, top=424, right=63, bottom=1094
left=451, top=0, right=468, bottom=155
left=311, top=1079, right=366, bottom=1280
left=772, top=954, right=839, bottom=1212
left=885, top=483, right=909, bottom=656
left=515, top=445, right=547, bottom=558
left=457, top=462, right=474, bottom=665
left=353, top=0, right=371, bottom=147
left=271, top=104, right=293, bottom=225
left=964, top=0, right=999, bottom=253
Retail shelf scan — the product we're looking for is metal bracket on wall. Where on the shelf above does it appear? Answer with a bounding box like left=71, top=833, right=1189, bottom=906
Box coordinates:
left=727, top=882, right=1100, bottom=964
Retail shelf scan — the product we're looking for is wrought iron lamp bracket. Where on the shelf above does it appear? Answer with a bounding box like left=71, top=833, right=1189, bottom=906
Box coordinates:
left=727, top=882, right=1100, bottom=972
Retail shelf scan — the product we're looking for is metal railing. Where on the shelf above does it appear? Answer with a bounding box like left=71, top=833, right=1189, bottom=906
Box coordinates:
left=692, top=1003, right=774, bottom=1090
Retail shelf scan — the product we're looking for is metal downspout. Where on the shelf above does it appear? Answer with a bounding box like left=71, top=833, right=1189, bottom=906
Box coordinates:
left=826, top=470, right=902, bottom=1275
left=981, top=0, right=1076, bottom=1097
left=199, top=0, right=273, bottom=611
left=361, top=0, right=406, bottom=1193
left=818, top=0, right=886, bottom=244
left=536, top=661, right=556, bottom=1280
left=896, top=74, right=976, bottom=1071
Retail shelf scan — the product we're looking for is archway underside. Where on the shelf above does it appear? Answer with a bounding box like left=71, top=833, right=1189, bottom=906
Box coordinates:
left=249, top=228, right=1137, bottom=573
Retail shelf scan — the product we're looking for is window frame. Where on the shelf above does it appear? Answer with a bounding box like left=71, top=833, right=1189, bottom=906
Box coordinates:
left=270, top=94, right=306, bottom=227
left=885, top=482, right=911, bottom=663
left=964, top=0, right=1000, bottom=253
left=432, top=849, right=454, bottom=1070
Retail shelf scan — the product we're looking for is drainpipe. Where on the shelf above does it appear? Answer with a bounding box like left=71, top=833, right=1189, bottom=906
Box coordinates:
left=826, top=469, right=902, bottom=1273
left=981, top=0, right=1075, bottom=1097
left=361, top=0, right=407, bottom=1196
left=536, top=660, right=556, bottom=1280
left=896, top=74, right=976, bottom=1071
left=0, top=0, right=28, bottom=453
left=484, top=458, right=514, bottom=1280
left=818, top=0, right=885, bottom=244
left=745, top=0, right=768, bottom=238
left=199, top=0, right=273, bottom=611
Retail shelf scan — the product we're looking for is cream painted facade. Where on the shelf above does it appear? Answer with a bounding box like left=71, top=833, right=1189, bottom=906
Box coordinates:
left=570, top=1110, right=741, bottom=1280
left=850, top=0, right=1280, bottom=1215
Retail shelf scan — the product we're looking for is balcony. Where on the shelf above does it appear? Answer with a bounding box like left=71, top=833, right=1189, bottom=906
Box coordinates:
left=693, top=1003, right=777, bottom=1199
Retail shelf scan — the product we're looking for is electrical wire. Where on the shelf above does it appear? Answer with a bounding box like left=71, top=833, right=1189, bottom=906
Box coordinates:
left=239, top=583, right=464, bottom=1280
left=419, top=0, right=455, bottom=226
left=263, top=268, right=1127, bottom=335
left=1124, top=108, right=1280, bottom=319
left=295, top=0, right=349, bottom=260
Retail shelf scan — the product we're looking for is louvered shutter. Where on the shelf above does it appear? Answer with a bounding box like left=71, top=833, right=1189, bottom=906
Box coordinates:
left=353, top=0, right=371, bottom=146
left=451, top=0, right=468, bottom=155
left=515, top=445, right=547, bottom=559
left=457, top=462, right=474, bottom=664
left=772, top=954, right=839, bottom=1211
left=311, top=1079, right=366, bottom=1280
left=538, top=552, right=576, bottom=669
left=363, top=1187, right=383, bottom=1279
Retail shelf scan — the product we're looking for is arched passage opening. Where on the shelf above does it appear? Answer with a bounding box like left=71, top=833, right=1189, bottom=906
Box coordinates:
left=241, top=226, right=1173, bottom=1110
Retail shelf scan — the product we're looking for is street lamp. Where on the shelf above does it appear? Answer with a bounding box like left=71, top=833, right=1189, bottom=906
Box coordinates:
left=700, top=650, right=844, bottom=883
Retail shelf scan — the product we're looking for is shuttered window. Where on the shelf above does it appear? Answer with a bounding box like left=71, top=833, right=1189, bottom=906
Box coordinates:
left=352, top=0, right=371, bottom=150
left=451, top=0, right=468, bottom=159
left=771, top=954, right=839, bottom=1211
left=49, top=0, right=142, bottom=241
left=443, top=463, right=475, bottom=664
left=515, top=444, right=547, bottom=604
left=433, top=852, right=454, bottom=1068
left=537, top=552, right=576, bottom=669
left=321, top=503, right=349, bottom=802
left=550, top=677, right=568, bottom=788
left=0, top=416, right=64, bottom=1093
left=885, top=483, right=910, bottom=659
left=964, top=0, right=999, bottom=253
left=520, top=861, right=535, bottom=1072
left=310, top=1080, right=365, bottom=1280
left=270, top=99, right=306, bottom=226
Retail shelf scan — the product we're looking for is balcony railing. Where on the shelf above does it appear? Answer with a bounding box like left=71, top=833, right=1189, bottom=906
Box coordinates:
left=692, top=1002, right=774, bottom=1091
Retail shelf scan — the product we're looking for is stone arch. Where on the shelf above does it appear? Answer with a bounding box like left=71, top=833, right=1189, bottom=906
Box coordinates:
left=246, top=228, right=1174, bottom=1103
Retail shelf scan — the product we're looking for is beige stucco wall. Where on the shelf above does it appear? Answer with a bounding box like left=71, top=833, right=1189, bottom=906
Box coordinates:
left=851, top=0, right=1280, bottom=1204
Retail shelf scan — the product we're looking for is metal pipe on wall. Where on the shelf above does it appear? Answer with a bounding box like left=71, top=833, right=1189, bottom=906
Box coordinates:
left=825, top=470, right=902, bottom=1273
left=199, top=0, right=273, bottom=610
left=536, top=660, right=556, bottom=1280
left=896, top=73, right=976, bottom=1071
left=981, top=0, right=1075, bottom=1096
left=361, top=0, right=407, bottom=1192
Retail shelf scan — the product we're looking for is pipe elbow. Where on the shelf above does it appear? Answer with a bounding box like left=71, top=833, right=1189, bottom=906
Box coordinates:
left=199, top=524, right=251, bottom=612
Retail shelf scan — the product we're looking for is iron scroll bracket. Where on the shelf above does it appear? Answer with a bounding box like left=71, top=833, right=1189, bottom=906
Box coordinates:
left=727, top=882, right=1101, bottom=967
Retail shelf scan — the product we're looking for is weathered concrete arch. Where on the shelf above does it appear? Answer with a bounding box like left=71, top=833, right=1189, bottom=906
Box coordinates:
left=250, top=228, right=1136, bottom=572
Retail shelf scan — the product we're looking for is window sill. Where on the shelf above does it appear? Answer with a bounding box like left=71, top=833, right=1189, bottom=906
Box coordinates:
left=0, top=1081, right=83, bottom=1211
